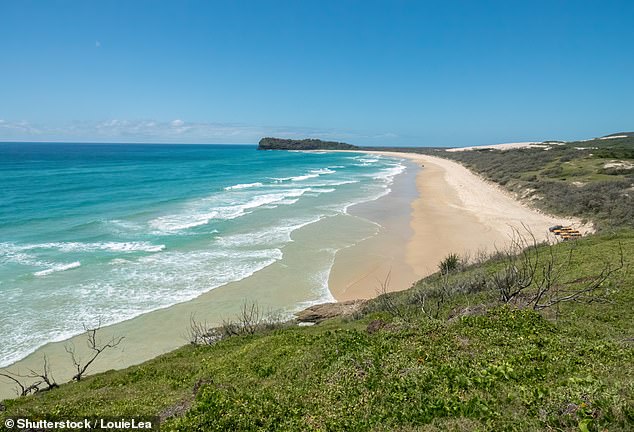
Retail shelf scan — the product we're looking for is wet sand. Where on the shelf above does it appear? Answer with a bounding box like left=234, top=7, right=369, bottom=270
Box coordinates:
left=328, top=160, right=420, bottom=300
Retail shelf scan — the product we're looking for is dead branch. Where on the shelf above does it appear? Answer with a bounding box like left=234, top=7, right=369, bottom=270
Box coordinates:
left=0, top=371, right=40, bottom=397
left=65, top=321, right=124, bottom=382
left=374, top=270, right=408, bottom=319
left=0, top=356, right=57, bottom=396
left=239, top=301, right=262, bottom=335
left=491, top=227, right=625, bottom=310
left=188, top=314, right=222, bottom=345
left=26, top=355, right=58, bottom=392
left=492, top=225, right=540, bottom=304
left=217, top=300, right=285, bottom=339
left=532, top=241, right=624, bottom=310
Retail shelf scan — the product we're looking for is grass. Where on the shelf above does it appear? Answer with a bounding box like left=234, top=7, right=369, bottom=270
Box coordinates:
left=2, top=230, right=633, bottom=431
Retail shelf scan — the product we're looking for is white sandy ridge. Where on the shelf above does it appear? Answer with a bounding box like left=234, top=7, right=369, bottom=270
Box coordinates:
left=446, top=141, right=549, bottom=152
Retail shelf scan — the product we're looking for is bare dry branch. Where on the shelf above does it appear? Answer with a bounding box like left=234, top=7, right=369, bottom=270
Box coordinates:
left=532, top=241, right=624, bottom=310
left=374, top=270, right=410, bottom=319
left=0, top=355, right=58, bottom=396
left=0, top=371, right=38, bottom=397
left=25, top=355, right=58, bottom=392
left=65, top=321, right=124, bottom=382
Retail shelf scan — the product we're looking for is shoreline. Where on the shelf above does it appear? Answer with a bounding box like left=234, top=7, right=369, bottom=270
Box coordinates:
left=328, top=159, right=420, bottom=300
left=327, top=150, right=587, bottom=301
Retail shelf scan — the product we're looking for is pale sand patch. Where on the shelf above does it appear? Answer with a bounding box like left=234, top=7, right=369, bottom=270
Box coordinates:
left=446, top=142, right=547, bottom=152
left=328, top=150, right=591, bottom=301
left=600, top=135, right=628, bottom=140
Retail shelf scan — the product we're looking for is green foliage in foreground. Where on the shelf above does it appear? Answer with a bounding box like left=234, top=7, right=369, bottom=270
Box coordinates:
left=1, top=232, right=633, bottom=431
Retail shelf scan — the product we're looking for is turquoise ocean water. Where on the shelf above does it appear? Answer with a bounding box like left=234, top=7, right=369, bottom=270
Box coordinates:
left=0, top=143, right=405, bottom=367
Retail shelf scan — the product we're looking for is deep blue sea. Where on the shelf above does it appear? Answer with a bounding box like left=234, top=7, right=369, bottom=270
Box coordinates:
left=0, top=143, right=405, bottom=367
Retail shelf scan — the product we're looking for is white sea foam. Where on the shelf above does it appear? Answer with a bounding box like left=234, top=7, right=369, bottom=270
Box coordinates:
left=0, top=326, right=93, bottom=368
left=277, top=198, right=299, bottom=205
left=107, top=219, right=144, bottom=232
left=273, top=173, right=320, bottom=182
left=25, top=241, right=165, bottom=253
left=311, top=168, right=336, bottom=174
left=372, top=163, right=406, bottom=184
left=272, top=167, right=336, bottom=182
left=308, top=188, right=336, bottom=193
left=291, top=173, right=319, bottom=181
left=34, top=261, right=81, bottom=277
left=311, top=249, right=338, bottom=303
left=0, top=243, right=43, bottom=266
left=224, top=182, right=263, bottom=191
left=293, top=248, right=338, bottom=312
left=215, top=216, right=324, bottom=248
left=3, top=246, right=285, bottom=367
left=321, top=180, right=359, bottom=186
left=149, top=211, right=219, bottom=232
left=149, top=188, right=317, bottom=232
left=342, top=187, right=393, bottom=214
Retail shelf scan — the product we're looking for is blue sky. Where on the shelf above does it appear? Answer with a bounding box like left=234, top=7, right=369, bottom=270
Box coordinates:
left=1, top=0, right=633, bottom=146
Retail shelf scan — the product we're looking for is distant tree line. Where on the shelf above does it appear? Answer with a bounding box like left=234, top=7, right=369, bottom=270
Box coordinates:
left=257, top=137, right=358, bottom=150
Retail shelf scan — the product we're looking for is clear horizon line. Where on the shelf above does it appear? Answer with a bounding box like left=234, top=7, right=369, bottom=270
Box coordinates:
left=0, top=139, right=454, bottom=148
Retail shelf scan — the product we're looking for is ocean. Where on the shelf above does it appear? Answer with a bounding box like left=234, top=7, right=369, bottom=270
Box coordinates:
left=0, top=143, right=406, bottom=367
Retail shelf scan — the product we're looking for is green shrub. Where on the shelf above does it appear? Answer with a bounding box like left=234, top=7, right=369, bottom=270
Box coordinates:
left=439, top=253, right=460, bottom=274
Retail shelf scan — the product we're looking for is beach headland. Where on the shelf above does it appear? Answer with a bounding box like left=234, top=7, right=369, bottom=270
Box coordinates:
left=327, top=150, right=587, bottom=301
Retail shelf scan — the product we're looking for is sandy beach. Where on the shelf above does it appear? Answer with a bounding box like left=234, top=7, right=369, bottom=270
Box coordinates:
left=328, top=150, right=586, bottom=300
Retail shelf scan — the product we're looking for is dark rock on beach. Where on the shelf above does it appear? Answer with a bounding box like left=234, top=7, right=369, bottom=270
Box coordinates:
left=295, top=300, right=366, bottom=323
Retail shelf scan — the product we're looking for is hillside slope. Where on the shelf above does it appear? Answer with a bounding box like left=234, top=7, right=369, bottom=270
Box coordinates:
left=2, top=231, right=632, bottom=431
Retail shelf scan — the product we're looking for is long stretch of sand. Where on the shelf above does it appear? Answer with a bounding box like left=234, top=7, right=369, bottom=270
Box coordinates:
left=328, top=150, right=587, bottom=300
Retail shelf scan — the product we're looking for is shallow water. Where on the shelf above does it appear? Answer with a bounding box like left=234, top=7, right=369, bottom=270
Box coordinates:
left=0, top=143, right=406, bottom=367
